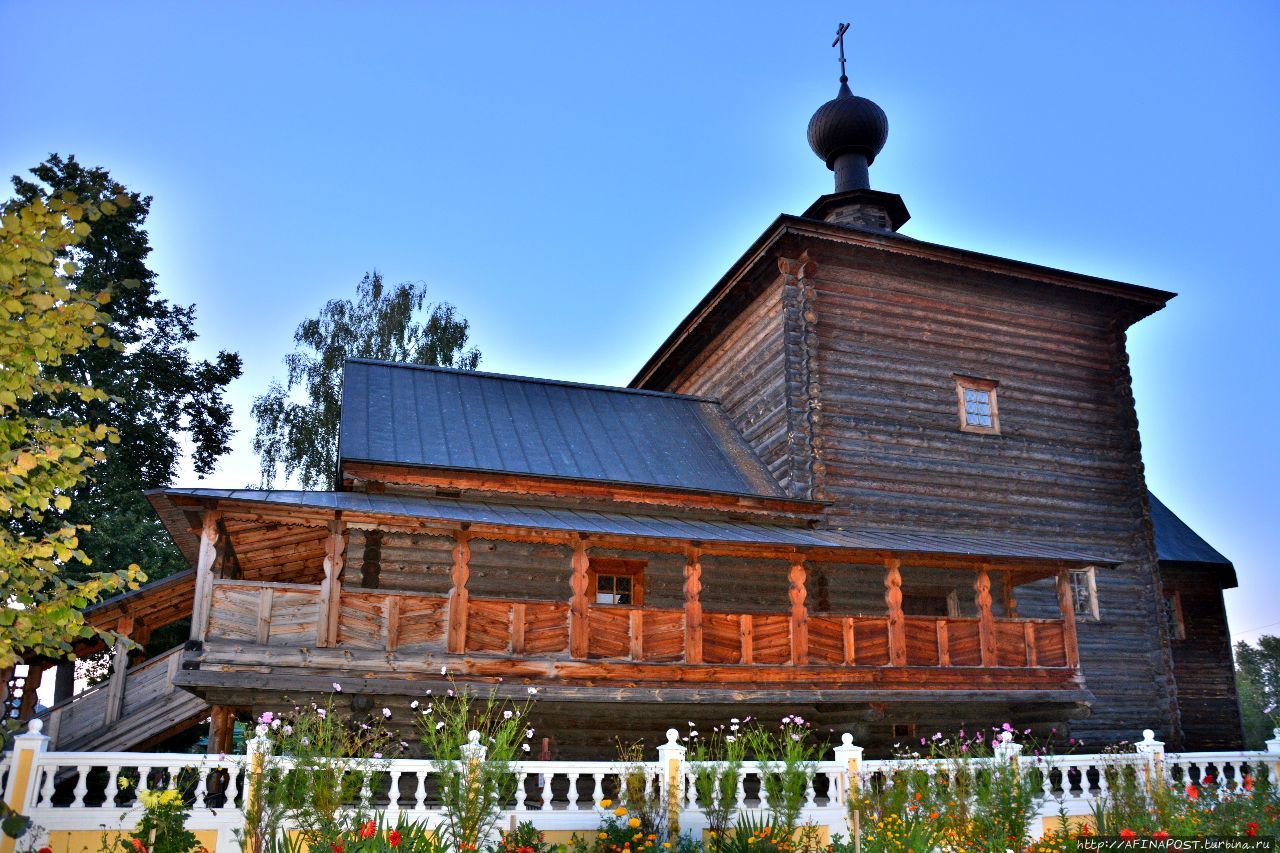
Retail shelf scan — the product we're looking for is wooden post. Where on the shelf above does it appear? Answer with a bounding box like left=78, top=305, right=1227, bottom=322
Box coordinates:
left=740, top=615, right=754, bottom=665
left=842, top=616, right=857, bottom=666
left=511, top=603, right=527, bottom=655
left=975, top=568, right=997, bottom=667
left=684, top=548, right=703, bottom=664
left=317, top=520, right=347, bottom=647
left=568, top=538, right=590, bottom=659
left=629, top=610, right=644, bottom=661
left=208, top=706, right=236, bottom=755
left=190, top=509, right=222, bottom=642
left=1056, top=569, right=1081, bottom=669
left=1024, top=621, right=1038, bottom=667
left=103, top=616, right=133, bottom=727
left=16, top=663, right=46, bottom=723
left=884, top=558, right=906, bottom=666
left=1002, top=570, right=1019, bottom=617
left=448, top=530, right=472, bottom=655
left=384, top=596, right=401, bottom=653
left=937, top=619, right=951, bottom=666
left=256, top=589, right=274, bottom=646
left=789, top=559, right=808, bottom=665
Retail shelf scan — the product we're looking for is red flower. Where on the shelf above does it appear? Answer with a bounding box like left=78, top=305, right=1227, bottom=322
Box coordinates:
left=1243, top=775, right=1254, bottom=792
left=359, top=820, right=377, bottom=839
left=1153, top=831, right=1169, bottom=841
left=1247, top=823, right=1259, bottom=838
left=331, top=844, right=344, bottom=853
left=131, top=840, right=147, bottom=853
left=388, top=831, right=401, bottom=848
left=1119, top=829, right=1136, bottom=841
left=1185, top=784, right=1199, bottom=800
left=39, top=847, right=53, bottom=853
left=517, top=847, right=534, bottom=853
left=1203, top=774, right=1215, bottom=785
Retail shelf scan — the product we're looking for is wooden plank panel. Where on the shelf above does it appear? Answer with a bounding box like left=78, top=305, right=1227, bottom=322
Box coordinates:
left=753, top=615, right=791, bottom=664
left=337, top=592, right=386, bottom=650
left=523, top=602, right=570, bottom=655
left=587, top=606, right=630, bottom=660
left=642, top=610, right=684, bottom=662
left=807, top=616, right=844, bottom=665
left=946, top=619, right=982, bottom=666
left=1033, top=622, right=1068, bottom=668
left=207, top=585, right=260, bottom=642
left=466, top=599, right=512, bottom=652
left=904, top=617, right=940, bottom=667
left=702, top=612, right=741, bottom=664
left=995, top=621, right=1027, bottom=667
left=397, top=595, right=449, bottom=651
left=852, top=617, right=889, bottom=666
left=268, top=589, right=320, bottom=647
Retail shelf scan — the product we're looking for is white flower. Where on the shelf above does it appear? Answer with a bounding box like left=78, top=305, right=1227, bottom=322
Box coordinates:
left=316, top=709, right=327, bottom=718
left=332, top=682, right=342, bottom=692
left=521, top=743, right=530, bottom=752
left=410, top=700, right=419, bottom=709
left=730, top=718, right=739, bottom=724
left=300, top=737, right=310, bottom=746
left=440, top=665, right=448, bottom=676
left=933, top=732, right=943, bottom=741
left=528, top=687, right=538, bottom=695
left=282, top=725, right=293, bottom=736
left=435, top=721, right=445, bottom=730
left=503, top=710, right=513, bottom=719
left=447, top=689, right=455, bottom=697
left=526, top=728, right=535, bottom=739
left=688, top=721, right=695, bottom=727
left=726, top=735, right=736, bottom=743
left=255, top=724, right=269, bottom=736
left=373, top=752, right=382, bottom=759
left=270, top=718, right=281, bottom=730
left=690, top=730, right=699, bottom=738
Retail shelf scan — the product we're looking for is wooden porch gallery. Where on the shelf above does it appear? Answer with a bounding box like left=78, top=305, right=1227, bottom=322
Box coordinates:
left=163, top=489, right=1092, bottom=745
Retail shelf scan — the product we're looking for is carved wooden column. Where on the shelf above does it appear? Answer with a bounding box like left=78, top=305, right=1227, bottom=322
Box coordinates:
left=884, top=558, right=906, bottom=666
left=189, top=509, right=222, bottom=642
left=317, top=520, right=347, bottom=647
left=684, top=548, right=703, bottom=664
left=975, top=567, right=997, bottom=667
left=16, top=663, right=46, bottom=723
left=208, top=706, right=236, bottom=755
left=789, top=559, right=808, bottom=665
left=447, top=530, right=472, bottom=655
left=568, top=538, right=590, bottom=659
left=1056, top=569, right=1081, bottom=669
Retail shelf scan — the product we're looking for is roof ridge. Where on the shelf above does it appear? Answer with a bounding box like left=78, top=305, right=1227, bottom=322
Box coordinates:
left=345, top=357, right=721, bottom=404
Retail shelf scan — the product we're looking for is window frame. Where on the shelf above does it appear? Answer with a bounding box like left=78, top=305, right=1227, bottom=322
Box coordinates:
left=1070, top=567, right=1100, bottom=622
left=588, top=558, right=646, bottom=607
left=953, top=374, right=1001, bottom=435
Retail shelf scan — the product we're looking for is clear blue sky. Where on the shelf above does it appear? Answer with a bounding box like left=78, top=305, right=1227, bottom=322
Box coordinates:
left=4, top=2, right=1277, bottom=644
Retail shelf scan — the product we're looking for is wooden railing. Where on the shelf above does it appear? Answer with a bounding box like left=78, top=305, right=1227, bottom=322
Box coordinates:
left=206, top=580, right=1076, bottom=670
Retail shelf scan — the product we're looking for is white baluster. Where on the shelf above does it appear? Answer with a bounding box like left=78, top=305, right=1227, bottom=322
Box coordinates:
left=592, top=772, right=604, bottom=808
left=804, top=769, right=817, bottom=808
left=1095, top=763, right=1109, bottom=798
left=387, top=770, right=403, bottom=817
left=567, top=772, right=581, bottom=810
left=38, top=764, right=56, bottom=806
left=194, top=765, right=210, bottom=808
left=734, top=769, right=746, bottom=809
left=1040, top=762, right=1053, bottom=800
left=225, top=763, right=241, bottom=808
left=758, top=769, right=770, bottom=811
left=105, top=764, right=122, bottom=807
left=541, top=771, right=554, bottom=809
left=513, top=772, right=527, bottom=812
left=414, top=770, right=427, bottom=812
left=72, top=764, right=90, bottom=807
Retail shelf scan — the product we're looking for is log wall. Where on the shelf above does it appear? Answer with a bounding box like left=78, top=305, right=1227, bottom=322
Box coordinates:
left=661, top=243, right=1179, bottom=744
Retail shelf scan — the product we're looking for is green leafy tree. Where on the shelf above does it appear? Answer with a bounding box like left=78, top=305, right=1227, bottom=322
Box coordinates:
left=0, top=188, right=144, bottom=668
left=252, top=270, right=480, bottom=489
left=1236, top=634, right=1280, bottom=748
left=10, top=155, right=243, bottom=586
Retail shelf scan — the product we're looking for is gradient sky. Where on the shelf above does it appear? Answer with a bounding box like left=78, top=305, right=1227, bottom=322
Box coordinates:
left=4, top=2, right=1277, bottom=646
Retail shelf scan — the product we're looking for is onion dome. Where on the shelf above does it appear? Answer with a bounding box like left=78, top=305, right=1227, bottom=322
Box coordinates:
left=806, top=80, right=889, bottom=170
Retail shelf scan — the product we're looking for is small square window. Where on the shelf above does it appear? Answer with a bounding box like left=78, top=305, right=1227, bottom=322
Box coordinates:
left=589, top=558, right=645, bottom=606
left=954, top=375, right=1000, bottom=435
left=1070, top=568, right=1100, bottom=622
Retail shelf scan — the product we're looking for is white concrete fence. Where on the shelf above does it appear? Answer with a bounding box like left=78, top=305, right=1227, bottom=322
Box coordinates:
left=3, top=720, right=1279, bottom=853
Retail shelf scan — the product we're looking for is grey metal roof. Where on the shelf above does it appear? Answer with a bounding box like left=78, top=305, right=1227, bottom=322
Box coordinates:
left=1148, top=492, right=1235, bottom=584
left=339, top=359, right=785, bottom=499
left=158, top=488, right=1112, bottom=564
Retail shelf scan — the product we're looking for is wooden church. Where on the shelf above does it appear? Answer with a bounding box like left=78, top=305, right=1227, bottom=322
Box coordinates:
left=21, top=43, right=1242, bottom=757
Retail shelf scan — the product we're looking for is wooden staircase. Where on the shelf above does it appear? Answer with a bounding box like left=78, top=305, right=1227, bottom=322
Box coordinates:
left=36, top=646, right=209, bottom=753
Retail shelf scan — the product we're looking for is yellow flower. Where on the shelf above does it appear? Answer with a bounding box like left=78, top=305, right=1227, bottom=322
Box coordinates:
left=663, top=844, right=672, bottom=850
left=599, top=833, right=608, bottom=840
left=600, top=798, right=613, bottom=808
left=628, top=819, right=641, bottom=829
left=614, top=807, right=628, bottom=817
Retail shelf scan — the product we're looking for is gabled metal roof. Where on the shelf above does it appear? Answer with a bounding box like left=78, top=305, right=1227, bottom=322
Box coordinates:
left=1148, top=492, right=1236, bottom=586
left=338, top=358, right=785, bottom=499
left=156, top=487, right=1113, bottom=564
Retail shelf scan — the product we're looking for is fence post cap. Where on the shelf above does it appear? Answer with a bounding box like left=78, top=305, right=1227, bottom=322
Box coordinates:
left=1265, top=727, right=1280, bottom=752
left=841, top=732, right=853, bottom=746
left=468, top=729, right=481, bottom=744
left=26, top=718, right=43, bottom=735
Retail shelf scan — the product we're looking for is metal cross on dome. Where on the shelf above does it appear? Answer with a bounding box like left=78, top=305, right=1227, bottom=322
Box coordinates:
left=832, top=22, right=851, bottom=83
